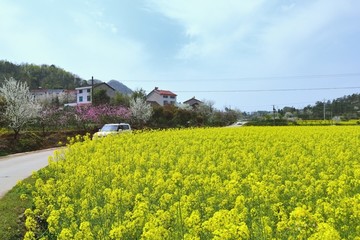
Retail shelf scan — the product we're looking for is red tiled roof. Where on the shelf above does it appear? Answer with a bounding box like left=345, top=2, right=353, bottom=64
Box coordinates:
left=157, top=90, right=177, bottom=96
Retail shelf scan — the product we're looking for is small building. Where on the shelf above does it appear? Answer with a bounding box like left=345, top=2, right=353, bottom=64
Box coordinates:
left=183, top=96, right=203, bottom=108
left=31, top=88, right=65, bottom=100
left=75, top=82, right=116, bottom=105
left=75, top=86, right=92, bottom=104
left=30, top=89, right=77, bottom=105
left=146, top=87, right=177, bottom=106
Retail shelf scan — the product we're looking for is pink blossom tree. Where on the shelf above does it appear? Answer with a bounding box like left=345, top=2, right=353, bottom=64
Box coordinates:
left=74, top=104, right=131, bottom=130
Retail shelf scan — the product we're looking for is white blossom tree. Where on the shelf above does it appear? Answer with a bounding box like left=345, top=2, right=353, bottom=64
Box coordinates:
left=0, top=78, right=40, bottom=139
left=129, top=97, right=152, bottom=127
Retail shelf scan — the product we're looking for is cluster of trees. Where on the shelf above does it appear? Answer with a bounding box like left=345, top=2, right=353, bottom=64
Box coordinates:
left=0, top=77, right=242, bottom=140
left=36, top=104, right=132, bottom=133
left=0, top=78, right=134, bottom=139
left=148, top=104, right=241, bottom=128
left=275, top=93, right=360, bottom=121
left=0, top=60, right=83, bottom=89
left=93, top=88, right=241, bottom=128
left=245, top=94, right=360, bottom=124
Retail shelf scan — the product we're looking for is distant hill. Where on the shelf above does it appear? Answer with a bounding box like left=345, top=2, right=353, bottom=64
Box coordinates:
left=0, top=60, right=83, bottom=89
left=107, top=80, right=133, bottom=95
left=278, top=93, right=360, bottom=120
left=0, top=60, right=134, bottom=96
left=85, top=79, right=102, bottom=85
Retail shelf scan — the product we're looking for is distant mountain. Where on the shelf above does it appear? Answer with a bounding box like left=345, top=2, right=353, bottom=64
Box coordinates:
left=107, top=80, right=133, bottom=95
left=85, top=79, right=102, bottom=85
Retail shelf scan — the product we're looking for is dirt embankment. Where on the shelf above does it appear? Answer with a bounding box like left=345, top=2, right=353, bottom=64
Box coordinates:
left=0, top=130, right=93, bottom=156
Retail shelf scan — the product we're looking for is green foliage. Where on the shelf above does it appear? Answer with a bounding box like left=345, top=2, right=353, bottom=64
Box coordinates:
left=148, top=104, right=240, bottom=128
left=17, top=132, right=43, bottom=152
left=0, top=177, right=35, bottom=239
left=0, top=130, right=91, bottom=156
left=0, top=60, right=82, bottom=89
left=111, top=92, right=130, bottom=107
left=131, top=88, right=147, bottom=101
left=280, top=93, right=360, bottom=120
left=93, top=89, right=110, bottom=106
left=0, top=95, right=6, bottom=127
left=246, top=119, right=291, bottom=126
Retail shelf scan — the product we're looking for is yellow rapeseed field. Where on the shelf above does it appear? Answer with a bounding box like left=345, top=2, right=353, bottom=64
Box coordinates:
left=23, top=126, right=360, bottom=239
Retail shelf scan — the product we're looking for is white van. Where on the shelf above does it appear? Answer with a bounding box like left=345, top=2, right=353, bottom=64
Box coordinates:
left=93, top=123, right=131, bottom=138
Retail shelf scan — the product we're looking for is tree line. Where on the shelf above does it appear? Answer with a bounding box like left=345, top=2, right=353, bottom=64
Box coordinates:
left=275, top=93, right=360, bottom=121
left=0, top=77, right=241, bottom=140
left=0, top=60, right=83, bottom=89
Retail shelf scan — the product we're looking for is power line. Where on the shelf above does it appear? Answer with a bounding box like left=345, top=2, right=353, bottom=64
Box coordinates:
left=120, top=73, right=360, bottom=82
left=237, top=101, right=316, bottom=109
left=174, top=86, right=360, bottom=93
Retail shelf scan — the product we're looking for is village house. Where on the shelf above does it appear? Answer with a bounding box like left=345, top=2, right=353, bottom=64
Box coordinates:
left=75, top=82, right=116, bottom=105
left=146, top=87, right=177, bottom=106
left=30, top=88, right=77, bottom=104
left=183, top=96, right=203, bottom=108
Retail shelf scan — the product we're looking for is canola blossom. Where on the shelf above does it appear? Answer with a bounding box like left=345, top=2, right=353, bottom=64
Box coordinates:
left=24, top=126, right=360, bottom=239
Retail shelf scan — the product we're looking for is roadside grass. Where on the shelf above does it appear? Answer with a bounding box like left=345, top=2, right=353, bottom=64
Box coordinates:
left=0, top=176, right=35, bottom=239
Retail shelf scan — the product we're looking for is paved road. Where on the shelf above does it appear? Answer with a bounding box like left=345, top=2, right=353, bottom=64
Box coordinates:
left=0, top=148, right=58, bottom=198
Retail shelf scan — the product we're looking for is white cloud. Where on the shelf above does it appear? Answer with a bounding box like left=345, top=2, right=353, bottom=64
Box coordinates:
left=258, top=0, right=357, bottom=71
left=0, top=0, right=149, bottom=81
left=147, top=0, right=265, bottom=60
left=146, top=0, right=359, bottom=74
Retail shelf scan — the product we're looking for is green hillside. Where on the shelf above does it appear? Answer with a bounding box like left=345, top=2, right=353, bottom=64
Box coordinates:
left=0, top=60, right=84, bottom=89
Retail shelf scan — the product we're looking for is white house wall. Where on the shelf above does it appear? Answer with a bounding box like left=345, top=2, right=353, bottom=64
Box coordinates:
left=147, top=92, right=164, bottom=106
left=76, top=87, right=92, bottom=104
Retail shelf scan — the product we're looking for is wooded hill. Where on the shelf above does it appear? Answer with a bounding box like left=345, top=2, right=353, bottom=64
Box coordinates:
left=278, top=93, right=360, bottom=120
left=0, top=60, right=84, bottom=89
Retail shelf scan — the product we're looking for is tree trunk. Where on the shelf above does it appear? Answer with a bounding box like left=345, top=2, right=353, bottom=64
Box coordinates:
left=13, top=129, right=20, bottom=140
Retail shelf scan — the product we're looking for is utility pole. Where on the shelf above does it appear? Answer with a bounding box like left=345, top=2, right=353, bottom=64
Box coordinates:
left=273, top=105, right=276, bottom=126
left=323, top=99, right=326, bottom=120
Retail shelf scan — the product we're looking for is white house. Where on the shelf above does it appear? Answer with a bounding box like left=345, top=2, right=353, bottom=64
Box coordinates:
left=75, top=86, right=92, bottom=104
left=146, top=87, right=177, bottom=106
left=75, top=82, right=116, bottom=105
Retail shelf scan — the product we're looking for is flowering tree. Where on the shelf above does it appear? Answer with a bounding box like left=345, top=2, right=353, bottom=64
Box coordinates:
left=37, top=106, right=68, bottom=134
left=74, top=104, right=131, bottom=130
left=130, top=97, right=153, bottom=127
left=0, top=78, right=40, bottom=139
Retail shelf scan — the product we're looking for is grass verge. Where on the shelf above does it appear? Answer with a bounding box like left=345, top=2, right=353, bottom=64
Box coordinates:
left=0, top=176, right=35, bottom=239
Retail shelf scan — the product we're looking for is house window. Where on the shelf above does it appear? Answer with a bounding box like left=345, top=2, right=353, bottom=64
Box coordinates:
left=79, top=96, right=83, bottom=102
left=87, top=96, right=91, bottom=102
left=79, top=89, right=83, bottom=93
left=170, top=96, right=175, bottom=99
left=164, top=100, right=168, bottom=105
left=170, top=101, right=175, bottom=105
left=163, top=95, right=168, bottom=98
left=87, top=89, right=91, bottom=93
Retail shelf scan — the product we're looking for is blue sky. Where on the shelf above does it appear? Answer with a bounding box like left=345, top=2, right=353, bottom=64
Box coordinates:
left=1, top=0, right=359, bottom=111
